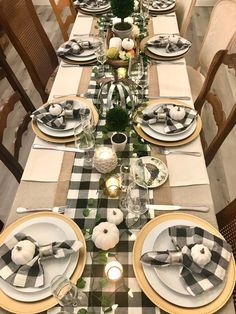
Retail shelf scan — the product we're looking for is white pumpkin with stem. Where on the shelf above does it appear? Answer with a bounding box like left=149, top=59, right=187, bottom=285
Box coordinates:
left=92, top=222, right=119, bottom=250
left=107, top=208, right=124, bottom=225
left=11, top=240, right=36, bottom=265
left=169, top=106, right=186, bottom=121
left=122, top=38, right=135, bottom=51
left=191, top=244, right=212, bottom=267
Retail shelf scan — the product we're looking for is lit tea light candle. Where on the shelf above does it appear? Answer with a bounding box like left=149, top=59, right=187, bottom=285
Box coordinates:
left=117, top=67, right=127, bottom=79
left=105, top=176, right=120, bottom=198
left=105, top=261, right=123, bottom=281
left=93, top=147, right=118, bottom=174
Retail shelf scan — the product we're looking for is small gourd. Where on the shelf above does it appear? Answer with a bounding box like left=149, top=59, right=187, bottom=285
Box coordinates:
left=49, top=104, right=62, bottom=116
left=11, top=240, right=36, bottom=265
left=191, top=244, right=212, bottom=267
left=107, top=208, right=124, bottom=225
left=92, top=222, right=119, bottom=250
left=122, top=38, right=135, bottom=51
left=169, top=106, right=186, bottom=121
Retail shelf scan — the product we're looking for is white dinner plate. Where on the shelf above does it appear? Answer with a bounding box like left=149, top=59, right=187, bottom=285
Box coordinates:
left=132, top=156, right=168, bottom=188
left=37, top=100, right=92, bottom=138
left=142, top=219, right=227, bottom=307
left=144, top=104, right=195, bottom=136
left=149, top=0, right=176, bottom=12
left=141, top=120, right=196, bottom=142
left=79, top=4, right=110, bottom=12
left=147, top=35, right=191, bottom=58
left=0, top=216, right=79, bottom=302
left=41, top=100, right=91, bottom=132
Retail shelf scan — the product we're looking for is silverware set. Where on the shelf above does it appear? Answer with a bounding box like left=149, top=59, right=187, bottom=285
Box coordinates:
left=154, top=147, right=201, bottom=157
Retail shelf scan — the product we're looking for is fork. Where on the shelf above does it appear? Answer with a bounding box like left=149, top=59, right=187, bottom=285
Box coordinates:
left=16, top=206, right=68, bottom=214
left=155, top=147, right=201, bottom=157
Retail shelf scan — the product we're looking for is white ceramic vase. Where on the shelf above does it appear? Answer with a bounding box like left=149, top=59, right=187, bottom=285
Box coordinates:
left=111, top=133, right=127, bottom=152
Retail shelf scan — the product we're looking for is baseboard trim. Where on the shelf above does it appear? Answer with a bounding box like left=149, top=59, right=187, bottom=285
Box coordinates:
left=33, top=0, right=217, bottom=6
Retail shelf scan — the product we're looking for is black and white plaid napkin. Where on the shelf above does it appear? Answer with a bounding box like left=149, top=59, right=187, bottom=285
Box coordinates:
left=31, top=100, right=90, bottom=129
left=151, top=0, right=175, bottom=10
left=57, top=39, right=98, bottom=57
left=141, top=226, right=232, bottom=296
left=139, top=104, right=197, bottom=134
left=148, top=35, right=191, bottom=53
left=74, top=0, right=108, bottom=9
left=0, top=233, right=83, bottom=288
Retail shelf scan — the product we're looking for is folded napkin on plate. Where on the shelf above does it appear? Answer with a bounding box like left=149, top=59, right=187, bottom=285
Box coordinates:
left=141, top=226, right=232, bottom=296
left=139, top=104, right=197, bottom=134
left=152, top=0, right=175, bottom=10
left=147, top=35, right=191, bottom=53
left=74, top=0, right=108, bottom=8
left=0, top=233, right=82, bottom=288
left=31, top=100, right=90, bottom=129
left=57, top=39, right=97, bottom=57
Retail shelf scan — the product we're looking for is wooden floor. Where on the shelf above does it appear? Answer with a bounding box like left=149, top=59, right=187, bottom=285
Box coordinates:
left=0, top=5, right=235, bottom=224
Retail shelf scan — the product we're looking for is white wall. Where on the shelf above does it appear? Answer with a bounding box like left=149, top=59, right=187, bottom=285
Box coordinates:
left=33, top=0, right=217, bottom=6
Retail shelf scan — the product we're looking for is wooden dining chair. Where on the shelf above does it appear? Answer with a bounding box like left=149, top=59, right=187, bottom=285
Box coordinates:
left=193, top=50, right=236, bottom=166
left=0, top=46, right=36, bottom=113
left=216, top=198, right=236, bottom=308
left=175, top=0, right=197, bottom=37
left=0, top=92, right=31, bottom=183
left=187, top=0, right=236, bottom=102
left=49, top=0, right=77, bottom=41
left=0, top=0, right=59, bottom=103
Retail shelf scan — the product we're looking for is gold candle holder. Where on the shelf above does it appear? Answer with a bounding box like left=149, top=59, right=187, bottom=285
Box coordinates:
left=105, top=175, right=120, bottom=198
left=104, top=261, right=123, bottom=281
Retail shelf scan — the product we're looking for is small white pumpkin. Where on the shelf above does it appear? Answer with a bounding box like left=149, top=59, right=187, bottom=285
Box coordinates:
left=11, top=240, right=36, bottom=265
left=49, top=104, right=62, bottom=116
left=92, top=222, right=119, bottom=250
left=169, top=106, right=186, bottom=121
left=107, top=208, right=124, bottom=225
left=122, top=38, right=135, bottom=51
left=131, top=25, right=140, bottom=38
left=191, top=244, right=212, bottom=267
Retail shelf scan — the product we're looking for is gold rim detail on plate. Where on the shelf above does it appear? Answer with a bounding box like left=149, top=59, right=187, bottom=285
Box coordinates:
left=133, top=99, right=202, bottom=147
left=31, top=96, right=99, bottom=144
left=133, top=213, right=235, bottom=314
left=0, top=212, right=87, bottom=314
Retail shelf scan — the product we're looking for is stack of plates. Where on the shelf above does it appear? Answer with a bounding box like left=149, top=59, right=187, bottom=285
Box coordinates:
left=133, top=99, right=202, bottom=147
left=149, top=0, right=176, bottom=14
left=140, top=35, right=191, bottom=61
left=32, top=96, right=99, bottom=144
left=59, top=35, right=99, bottom=65
left=77, top=1, right=110, bottom=15
left=133, top=213, right=235, bottom=313
left=0, top=212, right=86, bottom=313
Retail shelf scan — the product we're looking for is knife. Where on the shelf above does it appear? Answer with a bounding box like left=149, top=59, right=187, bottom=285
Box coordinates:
left=33, top=144, right=83, bottom=153
left=147, top=96, right=191, bottom=100
left=147, top=204, right=209, bottom=212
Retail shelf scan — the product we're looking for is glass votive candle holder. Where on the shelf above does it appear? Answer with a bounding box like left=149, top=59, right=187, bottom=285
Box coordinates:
left=105, top=175, right=120, bottom=198
left=93, top=146, right=118, bottom=174
left=104, top=261, right=123, bottom=281
left=117, top=67, right=127, bottom=79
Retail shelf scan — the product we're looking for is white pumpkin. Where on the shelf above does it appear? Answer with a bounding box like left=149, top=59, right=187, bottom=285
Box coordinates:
left=11, top=240, right=36, bottom=265
left=131, top=25, right=140, bottom=38
left=191, top=244, right=212, bottom=267
left=107, top=208, right=124, bottom=225
left=122, top=38, right=135, bottom=51
left=92, top=222, right=119, bottom=250
left=49, top=104, right=62, bottom=116
left=169, top=106, right=186, bottom=121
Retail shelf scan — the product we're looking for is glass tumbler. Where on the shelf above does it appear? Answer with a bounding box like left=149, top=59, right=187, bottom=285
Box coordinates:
left=50, top=275, right=88, bottom=307
left=119, top=163, right=133, bottom=210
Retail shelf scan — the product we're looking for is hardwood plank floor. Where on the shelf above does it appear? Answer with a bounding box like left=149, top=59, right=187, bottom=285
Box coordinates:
left=0, top=5, right=235, bottom=225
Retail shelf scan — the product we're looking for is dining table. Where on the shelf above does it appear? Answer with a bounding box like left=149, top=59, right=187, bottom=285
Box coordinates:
left=1, top=4, right=235, bottom=314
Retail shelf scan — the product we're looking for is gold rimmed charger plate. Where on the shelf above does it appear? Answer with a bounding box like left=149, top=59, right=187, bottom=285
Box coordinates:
left=133, top=99, right=202, bottom=147
left=140, top=36, right=190, bottom=61
left=133, top=213, right=235, bottom=314
left=32, top=96, right=99, bottom=144
left=0, top=212, right=87, bottom=314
